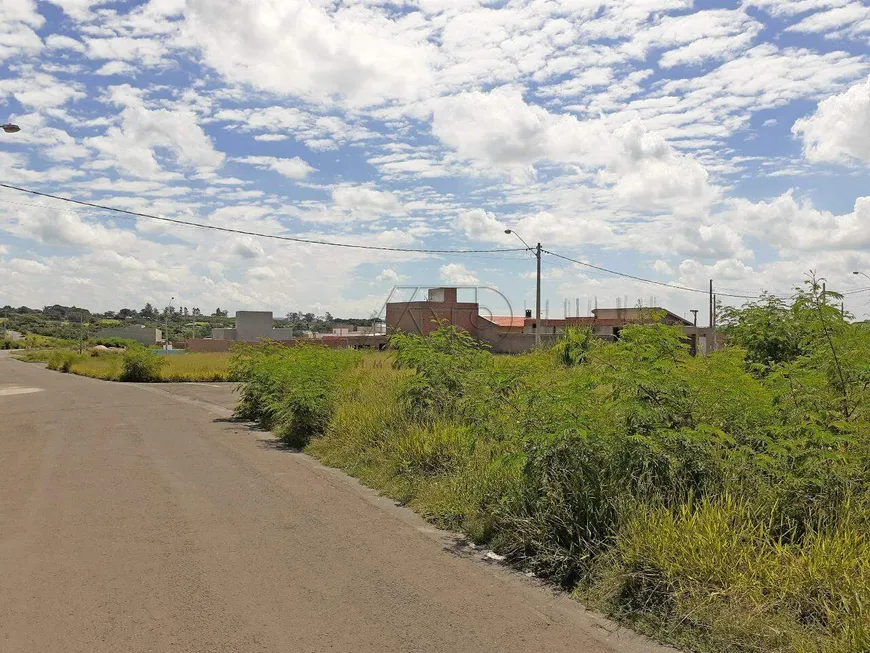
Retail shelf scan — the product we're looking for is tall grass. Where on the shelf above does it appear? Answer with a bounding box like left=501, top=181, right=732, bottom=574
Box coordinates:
left=231, top=311, right=870, bottom=653
left=20, top=348, right=234, bottom=382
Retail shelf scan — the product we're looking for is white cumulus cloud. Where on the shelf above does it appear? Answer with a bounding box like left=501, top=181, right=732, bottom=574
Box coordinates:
left=235, top=156, right=315, bottom=180
left=182, top=0, right=435, bottom=108
left=87, top=104, right=225, bottom=178
left=439, top=263, right=479, bottom=285
left=792, top=75, right=870, bottom=165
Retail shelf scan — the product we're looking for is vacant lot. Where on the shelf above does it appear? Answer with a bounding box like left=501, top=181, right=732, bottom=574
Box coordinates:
left=230, top=284, right=870, bottom=653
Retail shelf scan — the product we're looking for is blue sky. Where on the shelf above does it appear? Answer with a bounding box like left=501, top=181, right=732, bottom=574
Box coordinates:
left=1, top=0, right=870, bottom=320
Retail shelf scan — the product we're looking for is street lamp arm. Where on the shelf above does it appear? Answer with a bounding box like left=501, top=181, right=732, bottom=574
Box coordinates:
left=503, top=229, right=533, bottom=251
left=853, top=271, right=870, bottom=282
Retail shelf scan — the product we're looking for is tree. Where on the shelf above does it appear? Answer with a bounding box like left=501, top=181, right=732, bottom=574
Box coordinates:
left=719, top=293, right=804, bottom=370
left=142, top=303, right=157, bottom=320
left=192, top=307, right=201, bottom=317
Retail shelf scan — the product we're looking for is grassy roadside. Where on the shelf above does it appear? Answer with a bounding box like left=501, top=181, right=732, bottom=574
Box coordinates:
left=17, top=348, right=233, bottom=382
left=230, top=311, right=870, bottom=653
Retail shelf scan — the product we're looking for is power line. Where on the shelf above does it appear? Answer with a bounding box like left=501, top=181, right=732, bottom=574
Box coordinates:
left=4, top=182, right=869, bottom=299
left=0, top=182, right=527, bottom=255
left=542, top=249, right=784, bottom=300
left=0, top=195, right=534, bottom=263
left=544, top=249, right=870, bottom=300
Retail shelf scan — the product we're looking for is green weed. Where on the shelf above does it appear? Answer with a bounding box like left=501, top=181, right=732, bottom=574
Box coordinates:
left=233, top=280, right=870, bottom=653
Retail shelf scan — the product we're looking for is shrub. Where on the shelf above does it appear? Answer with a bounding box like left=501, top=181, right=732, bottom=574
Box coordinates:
left=390, top=323, right=490, bottom=417
left=120, top=347, right=166, bottom=382
left=230, top=342, right=362, bottom=447
left=47, top=350, right=83, bottom=372
left=553, top=326, right=599, bottom=366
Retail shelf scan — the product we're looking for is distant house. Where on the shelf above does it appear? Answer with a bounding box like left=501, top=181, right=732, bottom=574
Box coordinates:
left=95, top=324, right=162, bottom=345
left=386, top=287, right=713, bottom=354
left=211, top=311, right=294, bottom=342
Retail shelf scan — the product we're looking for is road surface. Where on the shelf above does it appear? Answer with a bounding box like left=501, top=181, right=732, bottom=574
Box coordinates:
left=0, top=354, right=672, bottom=652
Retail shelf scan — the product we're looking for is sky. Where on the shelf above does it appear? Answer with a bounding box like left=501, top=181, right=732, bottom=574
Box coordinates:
left=1, top=0, right=870, bottom=322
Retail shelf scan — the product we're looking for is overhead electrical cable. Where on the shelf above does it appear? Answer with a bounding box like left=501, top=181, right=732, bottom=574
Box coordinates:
left=3, top=182, right=867, bottom=300
left=0, top=183, right=526, bottom=255
left=542, top=249, right=789, bottom=300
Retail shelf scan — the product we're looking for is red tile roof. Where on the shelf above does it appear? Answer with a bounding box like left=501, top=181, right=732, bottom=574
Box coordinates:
left=486, top=316, right=527, bottom=328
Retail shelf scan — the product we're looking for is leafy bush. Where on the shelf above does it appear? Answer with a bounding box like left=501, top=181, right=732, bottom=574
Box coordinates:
left=1, top=339, right=24, bottom=350
left=390, top=322, right=490, bottom=417
left=47, top=350, right=84, bottom=372
left=120, top=346, right=166, bottom=382
left=230, top=342, right=361, bottom=447
left=22, top=334, right=76, bottom=349
left=553, top=326, right=599, bottom=366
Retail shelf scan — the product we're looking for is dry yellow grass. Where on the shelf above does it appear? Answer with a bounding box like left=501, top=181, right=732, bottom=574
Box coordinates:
left=41, top=350, right=236, bottom=382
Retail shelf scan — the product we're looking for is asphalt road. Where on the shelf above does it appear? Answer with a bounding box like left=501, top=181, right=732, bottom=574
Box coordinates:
left=0, top=353, right=672, bottom=653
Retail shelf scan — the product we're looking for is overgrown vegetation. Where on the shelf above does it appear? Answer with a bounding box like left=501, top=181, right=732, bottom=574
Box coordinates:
left=119, top=346, right=166, bottom=382
left=19, top=348, right=233, bottom=382
left=230, top=342, right=362, bottom=447
left=230, top=275, right=870, bottom=652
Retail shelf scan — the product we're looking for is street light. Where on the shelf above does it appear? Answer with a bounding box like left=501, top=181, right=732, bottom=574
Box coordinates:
left=505, top=229, right=542, bottom=348
left=165, top=297, right=174, bottom=352
left=853, top=271, right=870, bottom=282
left=1, top=124, right=21, bottom=133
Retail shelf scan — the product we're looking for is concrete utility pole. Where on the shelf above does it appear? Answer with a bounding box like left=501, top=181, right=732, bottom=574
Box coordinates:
left=709, top=279, right=713, bottom=328
left=505, top=229, right=542, bottom=348
left=536, top=243, right=542, bottom=347
left=165, top=297, right=174, bottom=352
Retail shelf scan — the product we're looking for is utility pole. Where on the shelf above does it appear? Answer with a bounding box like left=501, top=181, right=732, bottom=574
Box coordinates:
left=690, top=309, right=699, bottom=357
left=165, top=296, right=174, bottom=352
left=504, top=229, right=542, bottom=348
left=78, top=315, right=84, bottom=354
left=709, top=279, right=713, bottom=328
left=711, top=293, right=717, bottom=352
left=536, top=243, right=542, bottom=346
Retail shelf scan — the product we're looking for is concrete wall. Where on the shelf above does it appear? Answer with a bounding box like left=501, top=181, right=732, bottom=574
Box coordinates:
left=682, top=326, right=717, bottom=355
left=235, top=311, right=274, bottom=342
left=593, top=307, right=690, bottom=326
left=186, top=339, right=240, bottom=352
left=482, top=325, right=715, bottom=355
left=95, top=325, right=161, bottom=345
left=271, top=328, right=295, bottom=341
left=212, top=328, right=237, bottom=340
left=478, top=330, right=560, bottom=354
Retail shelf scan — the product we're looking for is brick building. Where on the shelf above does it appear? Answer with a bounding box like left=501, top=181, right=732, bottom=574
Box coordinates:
left=385, top=287, right=714, bottom=354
